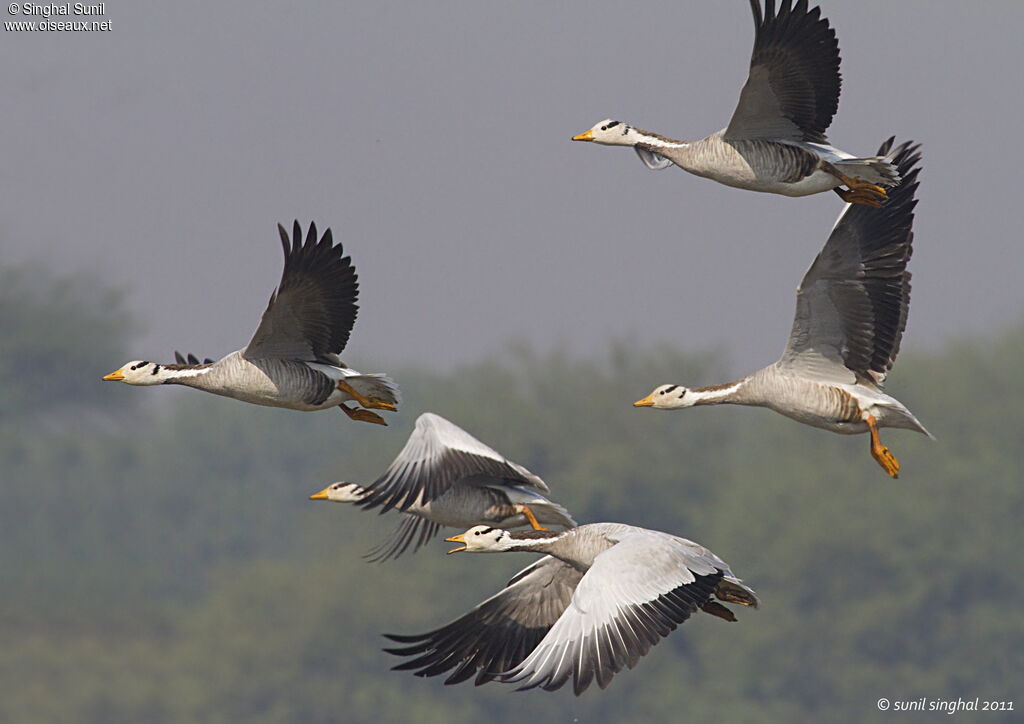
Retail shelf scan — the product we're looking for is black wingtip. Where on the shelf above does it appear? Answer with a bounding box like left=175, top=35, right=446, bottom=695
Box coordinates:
left=277, top=223, right=290, bottom=256
left=749, top=0, right=763, bottom=28
left=884, top=139, right=923, bottom=181
left=382, top=631, right=427, bottom=644
left=174, top=350, right=185, bottom=364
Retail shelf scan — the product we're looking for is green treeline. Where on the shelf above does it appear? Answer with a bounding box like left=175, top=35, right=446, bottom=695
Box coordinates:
left=2, top=264, right=1021, bottom=723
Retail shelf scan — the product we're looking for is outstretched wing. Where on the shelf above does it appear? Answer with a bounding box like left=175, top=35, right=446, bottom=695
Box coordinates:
left=242, top=221, right=359, bottom=362
left=634, top=147, right=674, bottom=170
left=724, top=0, right=841, bottom=143
left=356, top=412, right=548, bottom=514
left=779, top=139, right=921, bottom=383
left=500, top=531, right=726, bottom=695
left=174, top=351, right=214, bottom=365
left=384, top=556, right=582, bottom=685
left=362, top=514, right=442, bottom=563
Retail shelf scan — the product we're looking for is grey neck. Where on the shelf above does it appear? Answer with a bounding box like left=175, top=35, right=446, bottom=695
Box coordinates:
left=689, top=377, right=759, bottom=406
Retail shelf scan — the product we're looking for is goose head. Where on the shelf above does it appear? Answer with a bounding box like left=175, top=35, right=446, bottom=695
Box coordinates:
left=572, top=119, right=636, bottom=146
left=634, top=384, right=695, bottom=410
left=445, top=526, right=512, bottom=554
left=309, top=482, right=366, bottom=503
left=102, top=361, right=172, bottom=385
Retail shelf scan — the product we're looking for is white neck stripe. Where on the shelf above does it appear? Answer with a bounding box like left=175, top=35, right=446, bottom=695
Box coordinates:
left=693, top=381, right=745, bottom=401
left=167, top=366, right=215, bottom=379
left=634, top=132, right=688, bottom=149
left=503, top=534, right=565, bottom=550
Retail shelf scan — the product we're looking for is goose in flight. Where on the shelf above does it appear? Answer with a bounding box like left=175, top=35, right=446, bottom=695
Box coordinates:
left=572, top=0, right=898, bottom=206
left=635, top=139, right=930, bottom=477
left=385, top=523, right=758, bottom=695
left=311, top=413, right=576, bottom=561
left=103, top=221, right=399, bottom=425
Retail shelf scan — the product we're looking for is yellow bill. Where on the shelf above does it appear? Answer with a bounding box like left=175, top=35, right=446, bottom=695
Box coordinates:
left=445, top=533, right=467, bottom=554
left=103, top=369, right=125, bottom=382
left=634, top=393, right=655, bottom=407
left=571, top=129, right=593, bottom=142
left=309, top=487, right=330, bottom=500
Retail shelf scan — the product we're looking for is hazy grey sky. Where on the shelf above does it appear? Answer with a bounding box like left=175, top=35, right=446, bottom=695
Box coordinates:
left=3, top=1, right=1019, bottom=373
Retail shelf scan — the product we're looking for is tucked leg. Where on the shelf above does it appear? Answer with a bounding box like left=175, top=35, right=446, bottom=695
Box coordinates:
left=831, top=170, right=889, bottom=207
left=337, top=380, right=397, bottom=411
left=514, top=504, right=548, bottom=531
left=834, top=187, right=884, bottom=208
left=339, top=403, right=387, bottom=426
left=700, top=601, right=737, bottom=622
left=865, top=413, right=900, bottom=478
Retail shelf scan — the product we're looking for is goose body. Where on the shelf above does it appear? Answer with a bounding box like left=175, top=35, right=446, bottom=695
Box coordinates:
left=573, top=0, right=899, bottom=206
left=386, top=523, right=758, bottom=695
left=103, top=221, right=399, bottom=424
left=635, top=140, right=930, bottom=477
left=311, top=413, right=576, bottom=561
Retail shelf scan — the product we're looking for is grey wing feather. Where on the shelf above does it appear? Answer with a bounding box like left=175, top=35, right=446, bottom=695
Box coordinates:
left=725, top=0, right=840, bottom=143
left=383, top=556, right=582, bottom=686
left=780, top=139, right=921, bottom=382
left=500, top=531, right=727, bottom=695
left=357, top=412, right=548, bottom=514
left=634, top=147, right=674, bottom=170
left=362, top=514, right=442, bottom=563
left=243, top=220, right=359, bottom=362
left=172, top=351, right=215, bottom=366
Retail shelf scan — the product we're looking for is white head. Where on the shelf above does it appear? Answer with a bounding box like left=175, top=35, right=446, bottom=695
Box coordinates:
left=102, top=360, right=172, bottom=386
left=444, top=525, right=513, bottom=554
left=572, top=119, right=638, bottom=147
left=309, top=482, right=367, bottom=503
left=634, top=384, right=695, bottom=410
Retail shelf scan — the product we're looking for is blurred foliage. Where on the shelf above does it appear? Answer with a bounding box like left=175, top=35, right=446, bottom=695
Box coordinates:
left=1, top=265, right=1022, bottom=723
left=0, top=263, right=135, bottom=420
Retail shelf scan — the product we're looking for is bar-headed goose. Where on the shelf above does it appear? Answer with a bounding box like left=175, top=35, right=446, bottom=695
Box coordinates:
left=635, top=139, right=930, bottom=477
left=572, top=0, right=898, bottom=206
left=310, top=413, right=576, bottom=561
left=385, top=523, right=758, bottom=695
left=103, top=221, right=399, bottom=425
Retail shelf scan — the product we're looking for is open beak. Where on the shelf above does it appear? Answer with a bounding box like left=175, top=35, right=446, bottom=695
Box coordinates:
left=634, top=393, right=656, bottom=408
left=572, top=129, right=593, bottom=142
left=309, top=486, right=330, bottom=500
left=102, top=369, right=125, bottom=382
left=445, top=533, right=467, bottom=554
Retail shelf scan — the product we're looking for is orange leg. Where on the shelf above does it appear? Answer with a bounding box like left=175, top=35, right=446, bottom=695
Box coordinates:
left=336, top=380, right=397, bottom=411
left=832, top=171, right=888, bottom=207
left=865, top=413, right=900, bottom=478
left=514, top=504, right=548, bottom=531
left=834, top=187, right=884, bottom=208
left=339, top=403, right=387, bottom=426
